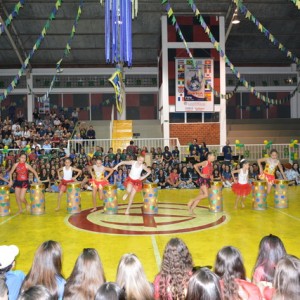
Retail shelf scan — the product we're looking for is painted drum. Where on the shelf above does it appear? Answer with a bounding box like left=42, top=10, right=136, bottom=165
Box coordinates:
left=142, top=183, right=158, bottom=215
left=103, top=184, right=118, bottom=214
left=208, top=181, right=223, bottom=213
left=274, top=180, right=288, bottom=209
left=30, top=183, right=45, bottom=215
left=252, top=181, right=267, bottom=210
left=0, top=185, right=10, bottom=216
left=67, top=182, right=81, bottom=214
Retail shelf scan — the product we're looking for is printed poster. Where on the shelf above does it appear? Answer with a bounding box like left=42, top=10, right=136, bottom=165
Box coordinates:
left=176, top=58, right=214, bottom=112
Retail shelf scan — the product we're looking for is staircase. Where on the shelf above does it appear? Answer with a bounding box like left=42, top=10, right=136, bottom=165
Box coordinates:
left=112, top=120, right=133, bottom=150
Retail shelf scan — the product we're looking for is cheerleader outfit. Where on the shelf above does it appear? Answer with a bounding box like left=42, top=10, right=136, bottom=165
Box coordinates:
left=197, top=161, right=213, bottom=188
left=232, top=169, right=252, bottom=196
left=13, top=162, right=29, bottom=189
left=262, top=158, right=279, bottom=184
left=124, top=161, right=143, bottom=192
left=90, top=165, right=108, bottom=189
left=58, top=167, right=74, bottom=192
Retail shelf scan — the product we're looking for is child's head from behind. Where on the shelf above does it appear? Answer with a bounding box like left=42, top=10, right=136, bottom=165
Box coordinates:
left=95, top=282, right=125, bottom=300
left=186, top=268, right=222, bottom=300
left=273, top=255, right=300, bottom=299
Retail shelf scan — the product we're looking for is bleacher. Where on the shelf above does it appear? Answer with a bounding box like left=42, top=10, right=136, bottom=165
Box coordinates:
left=227, top=119, right=300, bottom=144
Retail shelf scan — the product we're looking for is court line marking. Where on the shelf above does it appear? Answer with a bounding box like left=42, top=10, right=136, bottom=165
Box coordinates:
left=0, top=214, right=19, bottom=225
left=269, top=207, right=300, bottom=222
left=151, top=235, right=161, bottom=270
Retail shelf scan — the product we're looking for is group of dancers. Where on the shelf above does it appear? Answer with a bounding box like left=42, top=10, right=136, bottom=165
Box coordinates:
left=8, top=149, right=286, bottom=215
left=8, top=153, right=150, bottom=215
left=188, top=149, right=287, bottom=214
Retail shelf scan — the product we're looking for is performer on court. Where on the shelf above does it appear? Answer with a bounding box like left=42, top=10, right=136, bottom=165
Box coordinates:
left=114, top=155, right=151, bottom=215
left=257, top=149, right=287, bottom=194
left=187, top=152, right=215, bottom=215
left=55, top=158, right=82, bottom=211
left=9, top=153, right=40, bottom=214
left=231, top=159, right=252, bottom=209
left=88, top=158, right=114, bottom=212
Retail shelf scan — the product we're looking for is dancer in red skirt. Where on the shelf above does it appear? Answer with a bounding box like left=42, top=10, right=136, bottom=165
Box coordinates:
left=114, top=155, right=151, bottom=215
left=55, top=158, right=82, bottom=211
left=88, top=158, right=114, bottom=212
left=231, top=159, right=252, bottom=209
left=9, top=153, right=40, bottom=214
left=187, top=152, right=215, bottom=215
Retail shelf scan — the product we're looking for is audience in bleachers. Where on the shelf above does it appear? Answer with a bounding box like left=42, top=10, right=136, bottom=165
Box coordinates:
left=1, top=234, right=299, bottom=299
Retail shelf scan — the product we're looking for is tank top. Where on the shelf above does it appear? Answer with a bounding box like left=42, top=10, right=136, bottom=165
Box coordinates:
left=265, top=158, right=279, bottom=175
left=129, top=161, right=143, bottom=180
left=93, top=165, right=105, bottom=180
left=201, top=161, right=213, bottom=176
left=63, top=166, right=73, bottom=180
left=16, top=162, right=28, bottom=181
left=238, top=169, right=248, bottom=184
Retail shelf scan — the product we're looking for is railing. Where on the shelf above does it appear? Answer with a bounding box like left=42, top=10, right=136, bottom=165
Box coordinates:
left=67, top=138, right=181, bottom=154
left=179, top=144, right=298, bottom=162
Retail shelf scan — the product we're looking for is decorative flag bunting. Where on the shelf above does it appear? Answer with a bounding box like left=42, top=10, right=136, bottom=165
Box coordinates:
left=0, top=0, right=62, bottom=102
left=290, top=0, right=300, bottom=9
left=36, top=0, right=84, bottom=103
left=0, top=0, right=25, bottom=36
left=234, top=0, right=300, bottom=65
left=175, top=0, right=296, bottom=105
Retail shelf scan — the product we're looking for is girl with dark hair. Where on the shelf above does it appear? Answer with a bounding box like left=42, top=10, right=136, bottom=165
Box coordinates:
left=154, top=238, right=193, bottom=300
left=20, top=241, right=65, bottom=300
left=63, top=248, right=106, bottom=299
left=157, top=169, right=169, bottom=189
left=179, top=166, right=195, bottom=189
left=214, top=246, right=262, bottom=300
left=252, top=235, right=286, bottom=284
left=257, top=149, right=286, bottom=194
left=231, top=159, right=252, bottom=209
left=272, top=255, right=300, bottom=300
left=200, top=142, right=209, bottom=162
left=186, top=268, right=222, bottom=300
left=187, top=152, right=215, bottom=215
left=55, top=158, right=82, bottom=211
left=9, top=153, right=40, bottom=213
left=116, top=253, right=153, bottom=300
left=88, top=159, right=113, bottom=212
left=95, top=282, right=126, bottom=300
left=18, top=285, right=53, bottom=300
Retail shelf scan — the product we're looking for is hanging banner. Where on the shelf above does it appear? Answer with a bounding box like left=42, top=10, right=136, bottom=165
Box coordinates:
left=176, top=58, right=214, bottom=112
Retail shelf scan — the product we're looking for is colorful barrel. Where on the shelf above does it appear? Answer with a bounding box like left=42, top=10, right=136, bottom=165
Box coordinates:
left=142, top=183, right=158, bottom=214
left=103, top=184, right=118, bottom=214
left=252, top=181, right=267, bottom=210
left=208, top=181, right=223, bottom=212
left=0, top=185, right=10, bottom=216
left=30, top=183, right=45, bottom=215
left=274, top=180, right=288, bottom=208
left=67, top=182, right=81, bottom=214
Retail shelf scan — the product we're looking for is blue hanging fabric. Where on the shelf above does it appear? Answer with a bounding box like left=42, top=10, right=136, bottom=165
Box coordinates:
left=105, top=0, right=133, bottom=66
left=105, top=0, right=111, bottom=62
left=126, top=0, right=132, bottom=66
left=112, top=0, right=117, bottom=63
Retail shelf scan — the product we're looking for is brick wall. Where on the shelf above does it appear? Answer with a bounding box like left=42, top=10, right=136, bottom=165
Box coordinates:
left=170, top=123, right=220, bottom=145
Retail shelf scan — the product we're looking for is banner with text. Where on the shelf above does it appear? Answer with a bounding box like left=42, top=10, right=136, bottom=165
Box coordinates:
left=175, top=58, right=214, bottom=112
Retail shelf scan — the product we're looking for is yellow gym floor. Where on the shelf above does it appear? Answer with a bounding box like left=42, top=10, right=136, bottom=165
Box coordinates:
left=1, top=187, right=299, bottom=282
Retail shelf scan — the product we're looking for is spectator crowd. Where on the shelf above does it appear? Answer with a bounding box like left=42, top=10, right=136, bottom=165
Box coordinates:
left=0, top=235, right=299, bottom=300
